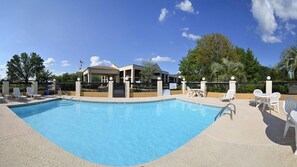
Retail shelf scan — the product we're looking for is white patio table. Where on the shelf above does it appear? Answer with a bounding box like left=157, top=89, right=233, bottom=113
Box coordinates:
left=256, top=93, right=271, bottom=111
left=191, top=89, right=204, bottom=97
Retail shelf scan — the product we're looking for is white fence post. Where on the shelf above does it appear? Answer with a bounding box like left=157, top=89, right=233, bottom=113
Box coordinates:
left=31, top=81, right=38, bottom=94
left=52, top=79, right=57, bottom=94
left=201, top=77, right=207, bottom=96
left=2, top=80, right=9, bottom=95
left=266, top=76, right=272, bottom=94
left=182, top=78, right=186, bottom=94
left=75, top=78, right=81, bottom=97
left=157, top=77, right=163, bottom=96
left=229, top=76, right=236, bottom=92
left=125, top=78, right=130, bottom=98
left=108, top=77, right=114, bottom=98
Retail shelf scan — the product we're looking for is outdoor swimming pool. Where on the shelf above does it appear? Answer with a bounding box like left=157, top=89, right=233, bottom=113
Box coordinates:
left=10, top=99, right=220, bottom=166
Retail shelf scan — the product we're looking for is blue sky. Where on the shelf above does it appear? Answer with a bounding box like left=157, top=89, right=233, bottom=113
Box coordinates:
left=0, top=0, right=297, bottom=79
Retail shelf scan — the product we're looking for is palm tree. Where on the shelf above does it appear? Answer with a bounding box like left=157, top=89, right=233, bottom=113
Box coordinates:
left=278, top=45, right=297, bottom=80
left=140, top=60, right=157, bottom=83
left=211, top=58, right=246, bottom=82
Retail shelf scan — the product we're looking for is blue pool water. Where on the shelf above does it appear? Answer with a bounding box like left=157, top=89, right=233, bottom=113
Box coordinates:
left=10, top=99, right=220, bottom=166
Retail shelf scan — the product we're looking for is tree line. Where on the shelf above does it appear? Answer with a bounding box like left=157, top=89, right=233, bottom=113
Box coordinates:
left=179, top=33, right=297, bottom=82
left=4, top=33, right=297, bottom=83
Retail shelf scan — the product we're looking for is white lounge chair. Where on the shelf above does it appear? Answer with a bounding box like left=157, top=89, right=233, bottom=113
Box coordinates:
left=26, top=87, right=41, bottom=98
left=12, top=88, right=27, bottom=100
left=162, top=89, right=171, bottom=96
left=268, top=92, right=281, bottom=113
left=220, top=89, right=235, bottom=101
left=253, top=89, right=263, bottom=106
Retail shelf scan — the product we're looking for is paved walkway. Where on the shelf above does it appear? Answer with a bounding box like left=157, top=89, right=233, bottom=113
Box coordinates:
left=0, top=95, right=297, bottom=167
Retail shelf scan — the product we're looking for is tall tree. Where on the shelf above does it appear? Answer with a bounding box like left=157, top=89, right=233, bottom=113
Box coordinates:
left=6, top=52, right=45, bottom=82
left=179, top=33, right=240, bottom=81
left=179, top=49, right=201, bottom=81
left=140, top=60, right=157, bottom=83
left=239, top=48, right=261, bottom=81
left=36, top=69, right=53, bottom=83
left=52, top=73, right=78, bottom=82
left=277, top=45, right=297, bottom=80
left=210, top=58, right=246, bottom=82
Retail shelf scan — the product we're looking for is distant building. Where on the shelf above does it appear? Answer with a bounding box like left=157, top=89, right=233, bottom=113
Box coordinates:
left=82, top=64, right=179, bottom=83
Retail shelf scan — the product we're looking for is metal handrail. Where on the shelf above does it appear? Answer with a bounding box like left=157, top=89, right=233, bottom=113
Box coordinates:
left=214, top=103, right=236, bottom=121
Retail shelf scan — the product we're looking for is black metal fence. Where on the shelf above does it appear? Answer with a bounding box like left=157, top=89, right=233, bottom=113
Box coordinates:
left=0, top=82, right=2, bottom=93
left=38, top=82, right=53, bottom=95
left=206, top=82, right=229, bottom=92
left=273, top=82, right=297, bottom=94
left=9, top=82, right=32, bottom=93
left=130, top=82, right=157, bottom=92
left=163, top=82, right=182, bottom=90
left=187, top=82, right=201, bottom=89
left=81, top=82, right=108, bottom=92
left=57, top=82, right=75, bottom=91
left=236, top=82, right=265, bottom=93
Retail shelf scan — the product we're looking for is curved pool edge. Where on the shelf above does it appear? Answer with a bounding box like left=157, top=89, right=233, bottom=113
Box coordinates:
left=1, top=95, right=223, bottom=167
left=1, top=95, right=296, bottom=167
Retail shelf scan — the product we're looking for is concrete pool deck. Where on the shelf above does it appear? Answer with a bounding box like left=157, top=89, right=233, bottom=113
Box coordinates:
left=0, top=95, right=297, bottom=167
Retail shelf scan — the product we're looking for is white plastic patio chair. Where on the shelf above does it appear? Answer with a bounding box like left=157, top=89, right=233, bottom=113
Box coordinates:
left=283, top=98, right=297, bottom=139
left=268, top=92, right=281, bottom=113
left=253, top=89, right=263, bottom=106
left=288, top=110, right=297, bottom=155
left=12, top=88, right=27, bottom=100
left=0, top=93, right=5, bottom=102
left=220, top=89, right=235, bottom=101
left=187, top=86, right=193, bottom=97
left=26, top=87, right=41, bottom=98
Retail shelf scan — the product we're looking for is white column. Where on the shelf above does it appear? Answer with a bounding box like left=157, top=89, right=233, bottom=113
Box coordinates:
left=201, top=80, right=207, bottom=95
left=108, top=78, right=114, bottom=98
left=182, top=78, right=186, bottom=94
left=31, top=81, right=38, bottom=94
left=131, top=68, right=135, bottom=83
left=75, top=79, right=81, bottom=97
left=123, top=70, right=126, bottom=83
left=266, top=77, right=272, bottom=94
left=87, top=73, right=90, bottom=82
left=229, top=80, right=236, bottom=92
left=52, top=79, right=57, bottom=94
left=157, top=77, right=163, bottom=96
left=2, top=80, right=9, bottom=95
left=125, top=79, right=130, bottom=98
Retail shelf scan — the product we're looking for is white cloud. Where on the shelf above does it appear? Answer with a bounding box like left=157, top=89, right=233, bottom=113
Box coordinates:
left=182, top=31, right=201, bottom=41
left=159, top=8, right=169, bottom=22
left=151, top=56, right=176, bottom=63
left=251, top=0, right=297, bottom=43
left=61, top=60, right=71, bottom=67
left=90, top=56, right=112, bottom=66
left=0, top=64, right=6, bottom=79
left=176, top=0, right=197, bottom=14
left=44, top=58, right=55, bottom=67
left=285, top=23, right=296, bottom=35
left=0, top=64, right=5, bottom=71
